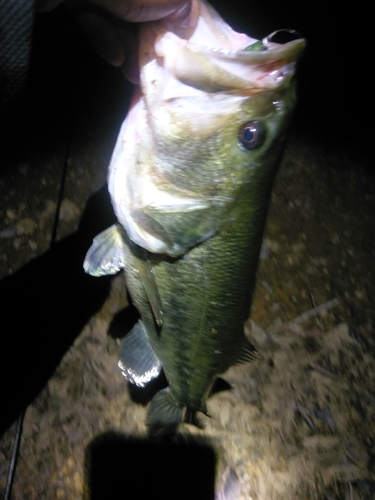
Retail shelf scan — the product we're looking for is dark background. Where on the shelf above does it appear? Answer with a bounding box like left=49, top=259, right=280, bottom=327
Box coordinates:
left=0, top=3, right=372, bottom=497
left=0, top=0, right=372, bottom=435
left=2, top=0, right=373, bottom=167
left=214, top=0, right=371, bottom=162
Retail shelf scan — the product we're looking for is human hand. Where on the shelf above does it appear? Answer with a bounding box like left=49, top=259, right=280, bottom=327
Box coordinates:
left=36, top=0, right=199, bottom=82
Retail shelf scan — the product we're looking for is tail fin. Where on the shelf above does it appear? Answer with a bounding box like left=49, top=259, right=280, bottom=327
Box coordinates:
left=146, top=388, right=183, bottom=436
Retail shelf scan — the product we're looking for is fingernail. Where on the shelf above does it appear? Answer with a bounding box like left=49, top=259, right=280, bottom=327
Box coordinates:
left=166, top=0, right=199, bottom=34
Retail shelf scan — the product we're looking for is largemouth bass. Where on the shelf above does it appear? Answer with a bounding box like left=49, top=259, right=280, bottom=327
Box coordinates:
left=84, top=1, right=305, bottom=433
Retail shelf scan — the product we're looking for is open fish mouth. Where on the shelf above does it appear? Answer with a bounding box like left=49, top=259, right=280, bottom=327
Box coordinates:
left=140, top=3, right=306, bottom=102
left=108, top=3, right=305, bottom=256
left=84, top=0, right=306, bottom=434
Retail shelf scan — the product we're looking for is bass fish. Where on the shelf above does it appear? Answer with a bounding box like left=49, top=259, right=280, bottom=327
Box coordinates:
left=84, top=1, right=305, bottom=433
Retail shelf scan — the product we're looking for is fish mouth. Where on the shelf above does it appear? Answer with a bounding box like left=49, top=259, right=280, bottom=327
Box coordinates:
left=108, top=2, right=306, bottom=256
left=143, top=0, right=306, bottom=96
left=154, top=35, right=306, bottom=96
left=191, top=32, right=305, bottom=62
left=150, top=20, right=306, bottom=96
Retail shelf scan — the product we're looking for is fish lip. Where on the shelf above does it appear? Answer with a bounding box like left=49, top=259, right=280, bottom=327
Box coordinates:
left=194, top=37, right=306, bottom=62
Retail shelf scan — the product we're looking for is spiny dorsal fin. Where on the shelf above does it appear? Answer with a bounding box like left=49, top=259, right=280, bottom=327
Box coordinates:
left=234, top=337, right=260, bottom=364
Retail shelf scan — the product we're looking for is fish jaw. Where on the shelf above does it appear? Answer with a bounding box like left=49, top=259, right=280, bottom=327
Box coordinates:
left=109, top=87, right=299, bottom=258
left=108, top=1, right=305, bottom=256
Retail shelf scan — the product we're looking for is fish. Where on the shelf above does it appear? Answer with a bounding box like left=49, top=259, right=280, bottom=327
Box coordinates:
left=84, top=0, right=305, bottom=433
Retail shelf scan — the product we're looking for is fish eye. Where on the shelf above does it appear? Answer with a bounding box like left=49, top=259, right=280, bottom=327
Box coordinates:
left=238, top=121, right=264, bottom=150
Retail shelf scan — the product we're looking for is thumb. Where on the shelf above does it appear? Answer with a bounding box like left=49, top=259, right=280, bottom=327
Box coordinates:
left=164, top=0, right=200, bottom=38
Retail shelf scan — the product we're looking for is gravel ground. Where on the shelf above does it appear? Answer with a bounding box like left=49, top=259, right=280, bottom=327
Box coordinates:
left=0, top=8, right=374, bottom=500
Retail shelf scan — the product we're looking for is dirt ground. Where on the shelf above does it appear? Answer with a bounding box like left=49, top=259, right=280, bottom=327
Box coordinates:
left=0, top=9, right=375, bottom=500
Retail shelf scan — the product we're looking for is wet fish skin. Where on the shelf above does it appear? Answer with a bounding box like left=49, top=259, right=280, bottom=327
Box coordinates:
left=84, top=1, right=305, bottom=432
left=124, top=111, right=290, bottom=431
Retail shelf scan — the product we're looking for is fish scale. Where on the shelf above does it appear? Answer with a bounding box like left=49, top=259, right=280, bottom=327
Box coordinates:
left=83, top=0, right=305, bottom=433
left=121, top=183, right=269, bottom=420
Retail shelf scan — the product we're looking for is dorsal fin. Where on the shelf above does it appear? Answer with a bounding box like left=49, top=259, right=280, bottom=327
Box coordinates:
left=234, top=337, right=260, bottom=364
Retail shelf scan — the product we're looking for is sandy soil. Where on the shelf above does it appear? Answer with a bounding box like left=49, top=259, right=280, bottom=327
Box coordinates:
left=0, top=10, right=374, bottom=500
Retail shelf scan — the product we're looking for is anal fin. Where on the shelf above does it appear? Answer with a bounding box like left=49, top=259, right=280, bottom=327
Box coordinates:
left=118, top=320, right=162, bottom=387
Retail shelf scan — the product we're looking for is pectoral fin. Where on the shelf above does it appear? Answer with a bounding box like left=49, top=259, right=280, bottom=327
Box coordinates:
left=83, top=224, right=126, bottom=276
left=118, top=320, right=162, bottom=387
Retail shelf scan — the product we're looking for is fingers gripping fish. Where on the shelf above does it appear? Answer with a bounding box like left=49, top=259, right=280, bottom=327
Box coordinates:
left=84, top=1, right=305, bottom=433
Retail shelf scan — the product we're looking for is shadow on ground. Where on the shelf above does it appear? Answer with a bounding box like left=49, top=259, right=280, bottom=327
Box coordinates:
left=84, top=431, right=216, bottom=500
left=0, top=187, right=116, bottom=435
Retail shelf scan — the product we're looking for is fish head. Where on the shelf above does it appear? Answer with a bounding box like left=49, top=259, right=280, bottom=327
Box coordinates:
left=108, top=1, right=306, bottom=255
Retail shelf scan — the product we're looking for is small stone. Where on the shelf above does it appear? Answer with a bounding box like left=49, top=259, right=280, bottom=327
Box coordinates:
left=44, top=200, right=58, bottom=215
left=17, top=161, right=30, bottom=174
left=13, top=238, right=21, bottom=249
left=355, top=289, right=365, bottom=299
left=0, top=227, right=16, bottom=238
left=56, top=488, right=65, bottom=499
left=6, top=209, right=16, bottom=220
left=16, top=218, right=37, bottom=235
left=59, top=199, right=80, bottom=222
left=271, top=302, right=281, bottom=313
left=29, top=240, right=38, bottom=251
